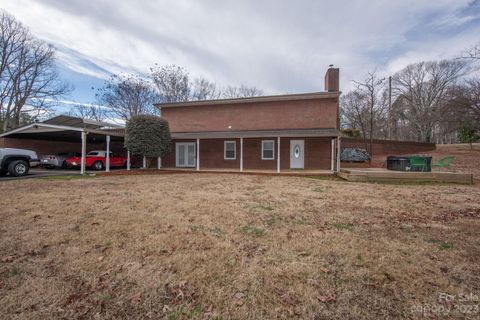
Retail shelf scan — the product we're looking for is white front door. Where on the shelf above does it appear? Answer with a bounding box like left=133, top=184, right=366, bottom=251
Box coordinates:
left=290, top=140, right=305, bottom=169
left=176, top=142, right=196, bottom=167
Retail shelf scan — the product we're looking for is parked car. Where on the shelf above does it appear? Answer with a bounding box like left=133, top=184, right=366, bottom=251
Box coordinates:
left=65, top=150, right=128, bottom=170
left=41, top=152, right=81, bottom=169
left=0, top=148, right=40, bottom=177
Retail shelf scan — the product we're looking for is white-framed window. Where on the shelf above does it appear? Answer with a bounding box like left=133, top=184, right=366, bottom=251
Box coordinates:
left=261, top=140, right=275, bottom=160
left=224, top=141, right=236, bottom=160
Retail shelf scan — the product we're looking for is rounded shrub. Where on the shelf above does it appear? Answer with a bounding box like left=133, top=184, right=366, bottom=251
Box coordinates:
left=125, top=114, right=172, bottom=157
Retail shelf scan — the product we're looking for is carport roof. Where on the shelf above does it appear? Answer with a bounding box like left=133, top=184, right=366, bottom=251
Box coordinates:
left=43, top=115, right=123, bottom=129
left=0, top=115, right=125, bottom=142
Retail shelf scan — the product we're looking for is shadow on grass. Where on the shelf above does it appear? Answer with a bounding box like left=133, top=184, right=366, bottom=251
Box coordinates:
left=305, top=175, right=344, bottom=182
left=41, top=174, right=98, bottom=181
left=359, top=180, right=467, bottom=186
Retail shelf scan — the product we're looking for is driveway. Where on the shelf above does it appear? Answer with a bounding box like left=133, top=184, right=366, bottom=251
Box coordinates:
left=0, top=168, right=81, bottom=181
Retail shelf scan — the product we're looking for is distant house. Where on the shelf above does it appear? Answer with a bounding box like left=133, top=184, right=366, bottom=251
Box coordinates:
left=157, top=67, right=341, bottom=172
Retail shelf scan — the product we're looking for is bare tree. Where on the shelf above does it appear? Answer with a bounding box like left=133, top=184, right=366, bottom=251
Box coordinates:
left=150, top=64, right=263, bottom=102
left=0, top=11, right=71, bottom=131
left=341, top=91, right=369, bottom=145
left=95, top=73, right=159, bottom=121
left=429, top=84, right=475, bottom=143
left=221, top=85, right=263, bottom=98
left=351, top=70, right=386, bottom=156
left=70, top=104, right=109, bottom=122
left=392, top=60, right=466, bottom=142
left=150, top=64, right=190, bottom=103
left=388, top=95, right=417, bottom=141
left=463, top=77, right=480, bottom=126
left=463, top=41, right=480, bottom=61
left=191, top=77, right=220, bottom=100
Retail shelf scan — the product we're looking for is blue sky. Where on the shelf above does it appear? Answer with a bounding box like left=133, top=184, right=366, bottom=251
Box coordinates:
left=1, top=0, right=479, bottom=115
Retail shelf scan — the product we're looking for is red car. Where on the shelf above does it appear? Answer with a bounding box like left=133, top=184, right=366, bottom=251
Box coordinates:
left=65, top=150, right=127, bottom=170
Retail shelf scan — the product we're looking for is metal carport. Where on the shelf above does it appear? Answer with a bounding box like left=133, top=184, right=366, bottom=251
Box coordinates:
left=0, top=115, right=128, bottom=174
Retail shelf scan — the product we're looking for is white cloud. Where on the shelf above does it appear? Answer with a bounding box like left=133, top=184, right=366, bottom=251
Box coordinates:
left=45, top=99, right=107, bottom=109
left=385, top=27, right=480, bottom=75
left=1, top=0, right=479, bottom=95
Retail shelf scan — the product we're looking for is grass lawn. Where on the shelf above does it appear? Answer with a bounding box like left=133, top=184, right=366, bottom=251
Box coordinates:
left=1, top=173, right=480, bottom=319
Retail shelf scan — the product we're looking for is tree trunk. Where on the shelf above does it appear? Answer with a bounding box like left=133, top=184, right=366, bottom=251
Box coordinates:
left=2, top=117, right=9, bottom=132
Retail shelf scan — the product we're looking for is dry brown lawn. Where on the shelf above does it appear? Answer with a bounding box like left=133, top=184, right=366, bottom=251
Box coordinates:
left=1, top=171, right=480, bottom=319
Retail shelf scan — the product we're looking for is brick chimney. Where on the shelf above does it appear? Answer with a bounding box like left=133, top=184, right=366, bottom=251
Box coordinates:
left=324, top=66, right=340, bottom=92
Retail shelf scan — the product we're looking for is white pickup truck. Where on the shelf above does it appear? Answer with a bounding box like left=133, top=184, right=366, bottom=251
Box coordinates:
left=0, top=148, right=40, bottom=177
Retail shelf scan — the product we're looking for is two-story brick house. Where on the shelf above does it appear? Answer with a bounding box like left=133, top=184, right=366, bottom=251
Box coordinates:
left=157, top=67, right=341, bottom=172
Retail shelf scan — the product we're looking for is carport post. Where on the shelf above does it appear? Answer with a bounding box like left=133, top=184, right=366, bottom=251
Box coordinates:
left=240, top=137, right=243, bottom=172
left=127, top=151, right=131, bottom=170
left=331, top=138, right=335, bottom=171
left=106, top=135, right=110, bottom=172
left=196, top=138, right=200, bottom=171
left=143, top=156, right=147, bottom=169
left=277, top=137, right=280, bottom=173
left=157, top=157, right=161, bottom=170
left=80, top=131, right=87, bottom=175
left=336, top=137, right=341, bottom=172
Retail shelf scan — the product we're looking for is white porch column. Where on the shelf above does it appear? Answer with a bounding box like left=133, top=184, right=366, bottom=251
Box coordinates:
left=240, top=137, right=243, bottom=172
left=277, top=137, right=281, bottom=173
left=106, top=135, right=110, bottom=172
left=196, top=138, right=200, bottom=171
left=336, top=137, right=341, bottom=172
left=80, top=131, right=87, bottom=175
left=157, top=156, right=162, bottom=170
left=143, top=156, right=147, bottom=169
left=331, top=138, right=335, bottom=171
left=127, top=151, right=131, bottom=171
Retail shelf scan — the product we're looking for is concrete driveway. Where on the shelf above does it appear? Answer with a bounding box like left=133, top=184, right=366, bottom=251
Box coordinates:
left=0, top=168, right=81, bottom=181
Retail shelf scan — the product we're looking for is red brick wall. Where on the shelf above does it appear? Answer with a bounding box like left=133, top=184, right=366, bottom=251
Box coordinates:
left=243, top=138, right=277, bottom=170
left=161, top=97, right=339, bottom=133
left=200, top=138, right=240, bottom=169
left=162, top=137, right=333, bottom=171
left=1, top=138, right=82, bottom=156
left=305, top=137, right=332, bottom=170
left=342, top=138, right=436, bottom=155
left=279, top=137, right=332, bottom=170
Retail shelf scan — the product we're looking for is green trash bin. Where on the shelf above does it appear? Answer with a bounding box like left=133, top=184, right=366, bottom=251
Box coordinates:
left=409, top=155, right=432, bottom=172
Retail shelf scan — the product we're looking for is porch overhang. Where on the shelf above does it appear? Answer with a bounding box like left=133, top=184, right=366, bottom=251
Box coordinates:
left=171, top=128, right=339, bottom=139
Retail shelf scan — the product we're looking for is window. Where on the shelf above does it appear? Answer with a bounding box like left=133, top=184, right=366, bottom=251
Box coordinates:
left=224, top=141, right=236, bottom=160
left=262, top=140, right=275, bottom=160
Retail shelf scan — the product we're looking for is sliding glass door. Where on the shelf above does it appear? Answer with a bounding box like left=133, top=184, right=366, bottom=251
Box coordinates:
left=176, top=142, right=196, bottom=167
